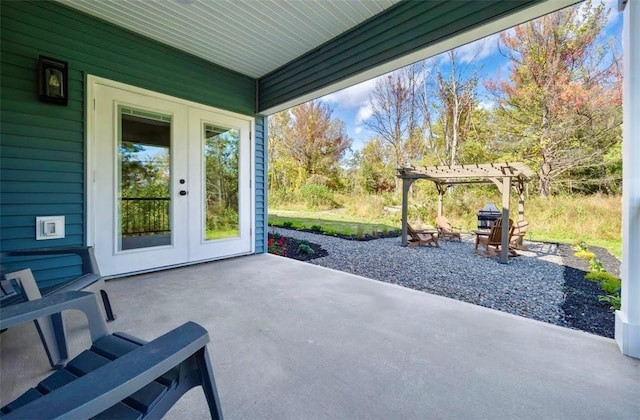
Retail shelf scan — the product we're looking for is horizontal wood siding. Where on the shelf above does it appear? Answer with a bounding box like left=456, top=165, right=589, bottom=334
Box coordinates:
left=1, top=1, right=259, bottom=288
left=254, top=116, right=267, bottom=253
left=258, top=0, right=538, bottom=111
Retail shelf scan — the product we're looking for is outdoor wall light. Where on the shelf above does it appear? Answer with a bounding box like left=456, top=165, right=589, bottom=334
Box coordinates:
left=38, top=55, right=68, bottom=105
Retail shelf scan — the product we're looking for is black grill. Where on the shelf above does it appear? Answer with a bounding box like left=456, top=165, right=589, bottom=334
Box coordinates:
left=477, top=202, right=501, bottom=230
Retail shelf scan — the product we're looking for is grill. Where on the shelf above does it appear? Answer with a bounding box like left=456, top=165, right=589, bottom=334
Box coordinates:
left=477, top=202, right=501, bottom=230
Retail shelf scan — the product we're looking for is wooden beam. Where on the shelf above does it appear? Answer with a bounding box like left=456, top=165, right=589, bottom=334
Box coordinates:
left=499, top=176, right=511, bottom=263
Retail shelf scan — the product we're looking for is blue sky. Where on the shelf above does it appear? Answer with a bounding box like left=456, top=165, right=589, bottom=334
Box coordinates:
left=320, top=0, right=622, bottom=153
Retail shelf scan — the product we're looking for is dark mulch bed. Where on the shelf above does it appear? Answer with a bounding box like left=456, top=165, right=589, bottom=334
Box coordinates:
left=268, top=234, right=328, bottom=262
left=558, top=244, right=618, bottom=338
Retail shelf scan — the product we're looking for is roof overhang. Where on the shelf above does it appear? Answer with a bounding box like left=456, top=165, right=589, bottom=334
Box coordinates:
left=56, top=0, right=580, bottom=115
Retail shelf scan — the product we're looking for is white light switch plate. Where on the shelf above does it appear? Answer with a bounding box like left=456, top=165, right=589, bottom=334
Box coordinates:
left=36, top=216, right=65, bottom=240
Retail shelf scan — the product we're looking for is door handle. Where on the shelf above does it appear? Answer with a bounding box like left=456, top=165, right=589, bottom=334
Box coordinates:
left=179, top=190, right=188, bottom=196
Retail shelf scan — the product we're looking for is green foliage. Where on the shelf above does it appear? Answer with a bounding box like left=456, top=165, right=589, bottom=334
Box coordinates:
left=575, top=249, right=596, bottom=261
left=586, top=272, right=621, bottom=295
left=282, top=221, right=293, bottom=228
left=298, top=184, right=336, bottom=209
left=297, top=243, right=314, bottom=255
left=310, top=225, right=323, bottom=233
left=577, top=241, right=621, bottom=312
left=598, top=295, right=621, bottom=311
left=588, top=258, right=605, bottom=273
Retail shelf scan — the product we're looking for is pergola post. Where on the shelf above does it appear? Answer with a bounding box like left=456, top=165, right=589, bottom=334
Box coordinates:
left=436, top=184, right=445, bottom=217
left=400, top=178, right=415, bottom=246
left=499, top=177, right=511, bottom=263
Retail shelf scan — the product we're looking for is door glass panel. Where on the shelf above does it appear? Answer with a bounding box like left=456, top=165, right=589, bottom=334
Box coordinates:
left=203, top=123, right=239, bottom=241
left=118, top=107, right=172, bottom=250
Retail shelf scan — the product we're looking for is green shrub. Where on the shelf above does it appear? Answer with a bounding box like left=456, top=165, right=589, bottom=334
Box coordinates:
left=573, top=241, right=589, bottom=252
left=297, top=243, right=314, bottom=255
left=575, top=249, right=596, bottom=260
left=599, top=295, right=621, bottom=310
left=310, top=224, right=323, bottom=232
left=298, top=184, right=336, bottom=209
left=586, top=272, right=621, bottom=295
left=589, top=258, right=605, bottom=272
left=282, top=221, right=293, bottom=228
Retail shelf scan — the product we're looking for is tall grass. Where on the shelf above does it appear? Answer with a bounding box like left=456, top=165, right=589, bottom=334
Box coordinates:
left=269, top=190, right=622, bottom=258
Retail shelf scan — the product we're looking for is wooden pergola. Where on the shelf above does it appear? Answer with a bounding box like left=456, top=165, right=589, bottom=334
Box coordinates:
left=397, top=162, right=534, bottom=263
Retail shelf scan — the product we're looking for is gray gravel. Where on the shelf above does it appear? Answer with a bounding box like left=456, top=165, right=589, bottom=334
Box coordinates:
left=270, top=227, right=567, bottom=326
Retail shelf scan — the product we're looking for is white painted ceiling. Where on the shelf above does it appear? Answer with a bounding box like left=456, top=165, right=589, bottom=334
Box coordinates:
left=56, top=0, right=402, bottom=79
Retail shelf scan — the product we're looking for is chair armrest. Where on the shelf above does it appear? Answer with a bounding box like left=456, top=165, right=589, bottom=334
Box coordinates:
left=0, top=291, right=109, bottom=342
left=3, top=322, right=210, bottom=420
left=4, top=246, right=100, bottom=276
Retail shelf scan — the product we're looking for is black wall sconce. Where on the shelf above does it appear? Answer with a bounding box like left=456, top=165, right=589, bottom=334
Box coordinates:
left=38, top=55, right=68, bottom=105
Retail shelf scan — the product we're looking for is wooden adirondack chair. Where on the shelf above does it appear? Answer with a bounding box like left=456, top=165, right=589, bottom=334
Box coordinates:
left=436, top=216, right=462, bottom=241
left=474, top=218, right=517, bottom=257
left=510, top=220, right=530, bottom=251
left=406, top=224, right=439, bottom=248
left=0, top=291, right=223, bottom=419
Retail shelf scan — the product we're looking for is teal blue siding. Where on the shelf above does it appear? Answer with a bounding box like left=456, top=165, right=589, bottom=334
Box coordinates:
left=1, top=1, right=262, bottom=288
left=258, top=0, right=539, bottom=111
left=254, top=116, right=267, bottom=254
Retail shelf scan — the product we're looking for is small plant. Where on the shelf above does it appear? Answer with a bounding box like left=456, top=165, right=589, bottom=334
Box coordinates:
left=586, top=272, right=621, bottom=295
left=573, top=241, right=589, bottom=252
left=267, top=236, right=287, bottom=256
left=575, top=249, right=596, bottom=260
left=299, top=239, right=310, bottom=246
left=356, top=225, right=365, bottom=239
left=282, top=221, right=293, bottom=228
left=599, top=295, right=621, bottom=311
left=310, top=225, right=323, bottom=232
left=297, top=243, right=314, bottom=255
left=588, top=258, right=605, bottom=272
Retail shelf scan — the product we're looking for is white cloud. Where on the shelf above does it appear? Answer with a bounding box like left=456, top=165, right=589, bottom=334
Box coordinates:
left=453, top=33, right=501, bottom=64
left=354, top=127, right=363, bottom=135
left=355, top=105, right=373, bottom=124
left=322, top=77, right=380, bottom=108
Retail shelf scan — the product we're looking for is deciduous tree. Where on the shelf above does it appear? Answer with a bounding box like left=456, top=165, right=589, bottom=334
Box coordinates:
left=487, top=0, right=622, bottom=196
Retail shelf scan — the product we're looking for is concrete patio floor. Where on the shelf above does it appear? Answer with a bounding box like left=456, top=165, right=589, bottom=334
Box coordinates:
left=1, top=254, right=639, bottom=419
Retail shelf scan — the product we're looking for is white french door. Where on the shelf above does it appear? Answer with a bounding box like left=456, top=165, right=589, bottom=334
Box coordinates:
left=89, top=77, right=253, bottom=277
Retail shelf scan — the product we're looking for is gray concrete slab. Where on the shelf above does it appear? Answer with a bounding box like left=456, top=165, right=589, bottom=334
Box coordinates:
left=1, top=254, right=639, bottom=419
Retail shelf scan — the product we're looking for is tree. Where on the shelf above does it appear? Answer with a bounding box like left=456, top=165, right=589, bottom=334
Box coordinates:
left=366, top=65, right=423, bottom=169
left=487, top=0, right=622, bottom=196
left=422, top=51, right=479, bottom=166
left=353, top=137, right=395, bottom=193
left=288, top=100, right=351, bottom=179
left=268, top=111, right=298, bottom=192
left=268, top=101, right=351, bottom=190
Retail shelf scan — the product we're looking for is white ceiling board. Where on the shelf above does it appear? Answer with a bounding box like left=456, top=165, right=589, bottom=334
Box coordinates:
left=56, top=0, right=401, bottom=78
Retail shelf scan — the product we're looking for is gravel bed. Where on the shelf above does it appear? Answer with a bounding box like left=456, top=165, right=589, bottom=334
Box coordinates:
left=270, top=227, right=567, bottom=327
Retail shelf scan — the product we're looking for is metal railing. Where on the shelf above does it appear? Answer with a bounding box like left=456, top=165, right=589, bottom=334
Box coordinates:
left=121, top=197, right=170, bottom=236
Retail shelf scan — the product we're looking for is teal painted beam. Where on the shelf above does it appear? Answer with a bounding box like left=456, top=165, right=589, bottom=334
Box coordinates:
left=258, top=0, right=539, bottom=112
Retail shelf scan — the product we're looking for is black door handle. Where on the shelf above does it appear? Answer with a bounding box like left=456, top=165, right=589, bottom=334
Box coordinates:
left=179, top=190, right=188, bottom=196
